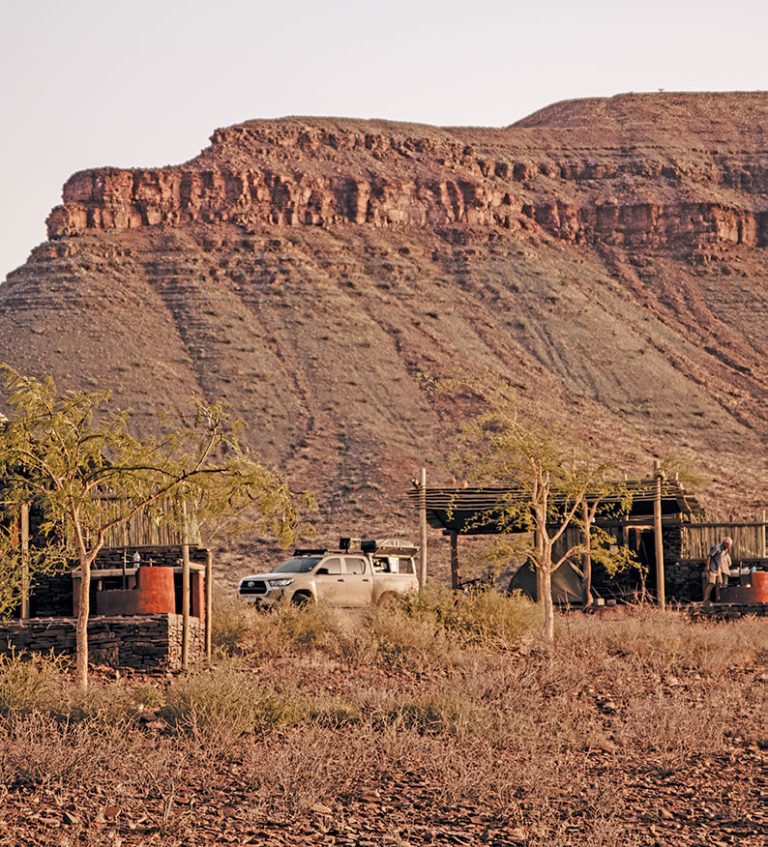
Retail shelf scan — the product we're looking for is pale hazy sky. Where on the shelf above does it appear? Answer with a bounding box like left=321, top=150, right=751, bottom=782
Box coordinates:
left=1, top=0, right=766, bottom=280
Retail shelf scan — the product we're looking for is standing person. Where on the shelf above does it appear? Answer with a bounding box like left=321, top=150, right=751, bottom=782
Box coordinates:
left=702, top=537, right=733, bottom=604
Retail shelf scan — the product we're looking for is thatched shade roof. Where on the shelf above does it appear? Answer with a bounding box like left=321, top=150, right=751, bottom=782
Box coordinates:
left=406, top=479, right=703, bottom=534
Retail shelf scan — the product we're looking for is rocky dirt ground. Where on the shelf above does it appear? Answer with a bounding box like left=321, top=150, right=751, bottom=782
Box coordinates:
left=3, top=747, right=764, bottom=846
left=0, top=602, right=765, bottom=847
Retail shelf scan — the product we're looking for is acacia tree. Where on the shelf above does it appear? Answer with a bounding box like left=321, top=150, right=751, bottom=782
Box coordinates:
left=456, top=392, right=625, bottom=645
left=0, top=366, right=304, bottom=690
left=0, top=522, right=68, bottom=620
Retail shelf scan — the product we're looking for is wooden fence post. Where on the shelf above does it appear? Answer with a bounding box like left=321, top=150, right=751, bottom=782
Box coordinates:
left=418, top=467, right=428, bottom=590
left=582, top=500, right=592, bottom=607
left=653, top=461, right=666, bottom=610
left=20, top=503, right=30, bottom=620
left=205, top=550, right=213, bottom=664
left=450, top=531, right=461, bottom=590
left=181, top=499, right=191, bottom=671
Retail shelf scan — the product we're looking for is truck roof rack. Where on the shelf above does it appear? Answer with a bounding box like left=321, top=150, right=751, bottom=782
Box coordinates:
left=292, top=540, right=420, bottom=557
left=361, top=538, right=419, bottom=556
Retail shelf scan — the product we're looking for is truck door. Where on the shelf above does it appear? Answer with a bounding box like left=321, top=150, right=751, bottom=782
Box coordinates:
left=314, top=556, right=344, bottom=603
left=342, top=556, right=374, bottom=606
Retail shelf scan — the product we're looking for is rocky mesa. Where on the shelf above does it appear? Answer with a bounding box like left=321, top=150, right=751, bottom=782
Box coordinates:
left=2, top=92, right=768, bottom=534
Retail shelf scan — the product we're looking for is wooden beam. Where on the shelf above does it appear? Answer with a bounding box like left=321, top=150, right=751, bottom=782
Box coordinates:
left=67, top=564, right=205, bottom=579
left=653, top=460, right=666, bottom=610
left=601, top=518, right=768, bottom=529
left=762, top=511, right=767, bottom=559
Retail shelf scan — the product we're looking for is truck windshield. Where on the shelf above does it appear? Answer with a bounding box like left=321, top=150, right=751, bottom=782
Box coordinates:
left=273, top=556, right=322, bottom=574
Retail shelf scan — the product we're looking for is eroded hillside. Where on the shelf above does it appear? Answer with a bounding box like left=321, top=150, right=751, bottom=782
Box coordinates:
left=2, top=92, right=768, bottom=532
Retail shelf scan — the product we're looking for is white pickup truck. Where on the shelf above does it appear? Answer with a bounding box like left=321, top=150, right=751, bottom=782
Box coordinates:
left=238, top=538, right=420, bottom=607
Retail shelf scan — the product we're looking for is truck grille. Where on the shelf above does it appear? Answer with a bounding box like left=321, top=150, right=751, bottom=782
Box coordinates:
left=240, top=580, right=267, bottom=595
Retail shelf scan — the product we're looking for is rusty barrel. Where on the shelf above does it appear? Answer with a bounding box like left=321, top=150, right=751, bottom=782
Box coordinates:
left=720, top=571, right=768, bottom=604
left=134, top=566, right=176, bottom=614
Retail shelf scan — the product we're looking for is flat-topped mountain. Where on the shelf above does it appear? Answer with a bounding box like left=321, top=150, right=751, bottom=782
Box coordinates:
left=2, top=93, right=768, bottom=532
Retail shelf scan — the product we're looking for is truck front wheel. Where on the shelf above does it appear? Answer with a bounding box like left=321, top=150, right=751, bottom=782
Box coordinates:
left=377, top=592, right=398, bottom=608
left=291, top=591, right=314, bottom=607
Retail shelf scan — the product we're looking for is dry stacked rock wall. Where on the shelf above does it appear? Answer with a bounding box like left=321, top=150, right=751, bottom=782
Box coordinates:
left=0, top=614, right=202, bottom=670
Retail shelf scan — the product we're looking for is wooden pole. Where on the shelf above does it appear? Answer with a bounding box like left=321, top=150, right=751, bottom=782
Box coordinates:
left=181, top=498, right=191, bottom=671
left=20, top=503, right=30, bottom=620
left=418, top=467, right=428, bottom=589
left=121, top=523, right=128, bottom=589
left=205, top=550, right=213, bottom=664
left=653, top=460, right=666, bottom=610
left=450, top=531, right=461, bottom=590
left=761, top=510, right=766, bottom=559
left=582, top=500, right=592, bottom=607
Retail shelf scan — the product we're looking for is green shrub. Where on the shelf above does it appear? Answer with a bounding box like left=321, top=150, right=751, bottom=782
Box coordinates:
left=130, top=682, right=166, bottom=711
left=447, top=588, right=541, bottom=648
left=396, top=585, right=540, bottom=650
left=60, top=681, right=136, bottom=725
left=279, top=602, right=340, bottom=649
left=369, top=602, right=445, bottom=667
left=213, top=585, right=343, bottom=658
left=307, top=696, right=363, bottom=728
left=0, top=649, right=153, bottom=725
left=238, top=601, right=342, bottom=659
left=161, top=666, right=305, bottom=738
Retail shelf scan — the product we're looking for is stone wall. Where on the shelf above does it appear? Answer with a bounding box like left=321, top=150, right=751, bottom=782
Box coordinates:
left=30, top=573, right=73, bottom=617
left=689, top=603, right=768, bottom=620
left=665, top=560, right=704, bottom=602
left=0, top=614, right=203, bottom=670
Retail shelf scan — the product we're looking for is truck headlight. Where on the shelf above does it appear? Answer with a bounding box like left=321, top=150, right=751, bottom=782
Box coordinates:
left=267, top=578, right=294, bottom=588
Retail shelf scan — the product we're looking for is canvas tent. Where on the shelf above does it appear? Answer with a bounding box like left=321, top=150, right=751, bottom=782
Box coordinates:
left=508, top=559, right=585, bottom=604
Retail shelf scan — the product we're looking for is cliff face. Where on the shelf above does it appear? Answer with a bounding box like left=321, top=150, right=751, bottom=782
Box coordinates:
left=3, top=92, right=768, bottom=531
left=47, top=159, right=768, bottom=248
left=46, top=92, right=768, bottom=249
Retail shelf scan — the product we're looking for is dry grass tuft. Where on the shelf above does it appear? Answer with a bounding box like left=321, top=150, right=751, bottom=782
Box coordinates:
left=0, top=650, right=67, bottom=716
